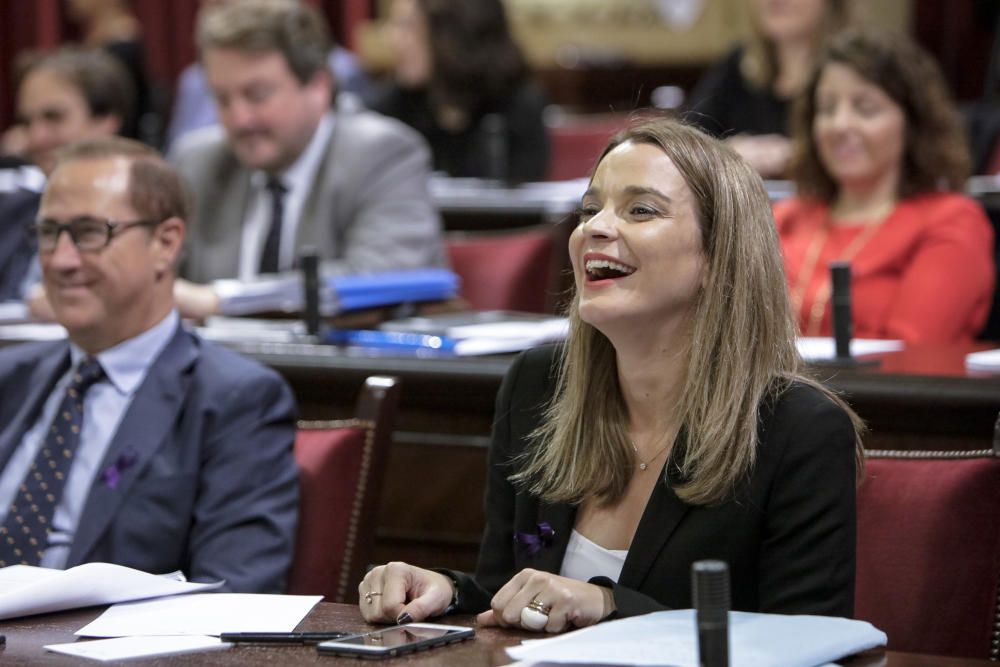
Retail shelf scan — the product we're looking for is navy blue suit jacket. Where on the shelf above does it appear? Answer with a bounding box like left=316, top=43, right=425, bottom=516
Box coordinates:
left=0, top=324, right=299, bottom=592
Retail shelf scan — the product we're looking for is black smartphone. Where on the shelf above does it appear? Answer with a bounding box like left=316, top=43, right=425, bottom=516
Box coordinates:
left=315, top=622, right=474, bottom=659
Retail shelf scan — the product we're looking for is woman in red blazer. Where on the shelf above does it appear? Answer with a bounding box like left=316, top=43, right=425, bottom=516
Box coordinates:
left=777, top=28, right=994, bottom=344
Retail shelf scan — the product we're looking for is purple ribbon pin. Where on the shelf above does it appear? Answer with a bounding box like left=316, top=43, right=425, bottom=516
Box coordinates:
left=514, top=521, right=555, bottom=557
left=100, top=449, right=138, bottom=489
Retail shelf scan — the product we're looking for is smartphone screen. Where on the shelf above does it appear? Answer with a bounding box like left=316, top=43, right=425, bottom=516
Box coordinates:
left=317, top=623, right=474, bottom=658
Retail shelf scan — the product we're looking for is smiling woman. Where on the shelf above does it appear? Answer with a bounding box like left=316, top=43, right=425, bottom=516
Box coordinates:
left=357, top=116, right=864, bottom=635
left=778, top=28, right=995, bottom=343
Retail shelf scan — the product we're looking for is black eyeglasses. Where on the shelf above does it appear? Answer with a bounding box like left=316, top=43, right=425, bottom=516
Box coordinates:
left=28, top=216, right=163, bottom=253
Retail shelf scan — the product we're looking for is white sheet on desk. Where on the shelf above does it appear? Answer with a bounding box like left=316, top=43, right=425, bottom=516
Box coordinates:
left=796, top=337, right=903, bottom=361
left=450, top=318, right=569, bottom=356
left=0, top=301, right=30, bottom=324
left=0, top=322, right=66, bottom=340
left=505, top=609, right=886, bottom=667
left=45, top=635, right=230, bottom=661
left=75, top=593, right=322, bottom=637
left=0, top=563, right=221, bottom=621
left=965, top=348, right=1000, bottom=371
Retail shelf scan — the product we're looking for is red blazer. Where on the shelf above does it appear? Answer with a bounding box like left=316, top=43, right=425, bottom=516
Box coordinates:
left=775, top=192, right=995, bottom=343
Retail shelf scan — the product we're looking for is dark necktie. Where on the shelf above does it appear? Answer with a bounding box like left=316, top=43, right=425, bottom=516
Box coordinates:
left=259, top=176, right=288, bottom=274
left=0, top=357, right=105, bottom=567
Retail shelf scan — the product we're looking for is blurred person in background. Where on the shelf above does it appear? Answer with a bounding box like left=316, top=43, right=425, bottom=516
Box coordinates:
left=370, top=0, right=550, bottom=183
left=65, top=0, right=163, bottom=147
left=777, top=28, right=994, bottom=343
left=686, top=0, right=851, bottom=177
left=166, top=0, right=371, bottom=152
left=1, top=48, right=133, bottom=303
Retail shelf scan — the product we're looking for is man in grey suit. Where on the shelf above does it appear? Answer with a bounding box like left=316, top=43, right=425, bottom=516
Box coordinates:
left=0, top=137, right=298, bottom=592
left=172, top=0, right=445, bottom=315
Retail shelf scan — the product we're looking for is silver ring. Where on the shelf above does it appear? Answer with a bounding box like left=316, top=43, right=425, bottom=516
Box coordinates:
left=520, top=598, right=551, bottom=631
left=364, top=591, right=383, bottom=605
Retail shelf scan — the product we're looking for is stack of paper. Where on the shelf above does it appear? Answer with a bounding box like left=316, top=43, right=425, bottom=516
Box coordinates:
left=0, top=563, right=221, bottom=620
left=42, top=590, right=321, bottom=662
left=505, top=609, right=887, bottom=667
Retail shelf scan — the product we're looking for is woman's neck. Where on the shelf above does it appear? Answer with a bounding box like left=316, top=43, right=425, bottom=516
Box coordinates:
left=773, top=39, right=814, bottom=98
left=831, top=177, right=900, bottom=224
left=611, top=323, right=689, bottom=438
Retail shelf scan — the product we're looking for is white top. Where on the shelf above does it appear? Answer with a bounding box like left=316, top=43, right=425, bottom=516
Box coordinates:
left=238, top=112, right=335, bottom=280
left=559, top=529, right=628, bottom=583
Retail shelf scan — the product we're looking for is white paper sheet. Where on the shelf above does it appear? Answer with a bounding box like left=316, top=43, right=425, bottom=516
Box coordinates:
left=75, top=593, right=322, bottom=637
left=965, top=348, right=1000, bottom=371
left=505, top=610, right=886, bottom=667
left=796, top=337, right=903, bottom=361
left=45, top=635, right=230, bottom=662
left=0, top=563, right=222, bottom=621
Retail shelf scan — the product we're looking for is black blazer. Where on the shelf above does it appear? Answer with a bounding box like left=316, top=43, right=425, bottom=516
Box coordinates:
left=450, top=344, right=856, bottom=619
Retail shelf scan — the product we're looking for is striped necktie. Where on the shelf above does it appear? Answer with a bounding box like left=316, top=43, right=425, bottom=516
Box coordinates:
left=0, top=357, right=105, bottom=566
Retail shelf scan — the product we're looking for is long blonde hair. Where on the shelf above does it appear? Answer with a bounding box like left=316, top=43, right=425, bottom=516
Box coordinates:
left=741, top=0, right=851, bottom=91
left=514, top=116, right=863, bottom=506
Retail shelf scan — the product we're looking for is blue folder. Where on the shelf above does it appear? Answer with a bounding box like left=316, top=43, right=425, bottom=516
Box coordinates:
left=328, top=269, right=460, bottom=312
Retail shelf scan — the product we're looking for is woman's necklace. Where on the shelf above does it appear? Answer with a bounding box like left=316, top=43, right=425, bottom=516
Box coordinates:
left=789, top=214, right=885, bottom=336
left=631, top=439, right=673, bottom=471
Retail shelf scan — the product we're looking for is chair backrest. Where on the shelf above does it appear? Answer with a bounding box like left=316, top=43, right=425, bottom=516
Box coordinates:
left=854, top=445, right=1000, bottom=660
left=544, top=112, right=628, bottom=182
left=446, top=226, right=560, bottom=313
left=288, top=376, right=400, bottom=603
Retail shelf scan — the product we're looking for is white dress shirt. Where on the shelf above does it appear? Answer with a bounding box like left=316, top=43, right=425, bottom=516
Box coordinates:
left=238, top=113, right=336, bottom=280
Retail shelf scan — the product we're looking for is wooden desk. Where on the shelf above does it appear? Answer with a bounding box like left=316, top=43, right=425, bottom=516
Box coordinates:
left=0, top=602, right=992, bottom=666
left=212, top=340, right=1000, bottom=569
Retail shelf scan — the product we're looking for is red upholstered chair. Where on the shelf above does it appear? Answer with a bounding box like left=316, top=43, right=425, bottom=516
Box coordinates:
left=446, top=226, right=562, bottom=313
left=854, top=445, right=1000, bottom=660
left=544, top=112, right=629, bottom=182
left=287, top=376, right=400, bottom=603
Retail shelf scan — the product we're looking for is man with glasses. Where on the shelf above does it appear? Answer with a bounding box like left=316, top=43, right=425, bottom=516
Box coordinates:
left=172, top=0, right=445, bottom=316
left=0, top=137, right=299, bottom=592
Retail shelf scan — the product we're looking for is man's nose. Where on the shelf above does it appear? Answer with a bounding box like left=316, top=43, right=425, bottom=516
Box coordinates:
left=45, top=229, right=83, bottom=269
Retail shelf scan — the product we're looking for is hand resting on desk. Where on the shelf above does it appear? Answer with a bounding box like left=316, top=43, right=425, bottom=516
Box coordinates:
left=477, top=568, right=613, bottom=633
left=359, top=562, right=454, bottom=624
left=358, top=562, right=613, bottom=633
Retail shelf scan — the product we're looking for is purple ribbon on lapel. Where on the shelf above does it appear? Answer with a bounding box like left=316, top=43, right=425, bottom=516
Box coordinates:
left=514, top=521, right=555, bottom=557
left=100, top=448, right=138, bottom=489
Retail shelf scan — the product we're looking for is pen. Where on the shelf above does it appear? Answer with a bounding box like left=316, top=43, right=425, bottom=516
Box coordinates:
left=219, top=631, right=351, bottom=644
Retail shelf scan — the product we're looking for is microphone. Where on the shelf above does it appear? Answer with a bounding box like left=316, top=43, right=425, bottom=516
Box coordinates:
left=299, top=247, right=322, bottom=338
left=481, top=113, right=509, bottom=184
left=830, top=261, right=853, bottom=360
left=692, top=560, right=730, bottom=667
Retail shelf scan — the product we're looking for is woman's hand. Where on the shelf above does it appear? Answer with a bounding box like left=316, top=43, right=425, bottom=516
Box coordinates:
left=725, top=134, right=792, bottom=178
left=358, top=562, right=455, bottom=624
left=477, top=568, right=614, bottom=633
left=173, top=279, right=221, bottom=321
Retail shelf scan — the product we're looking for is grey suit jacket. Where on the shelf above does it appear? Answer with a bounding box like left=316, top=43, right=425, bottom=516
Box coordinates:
left=173, top=108, right=446, bottom=283
left=0, top=325, right=299, bottom=593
